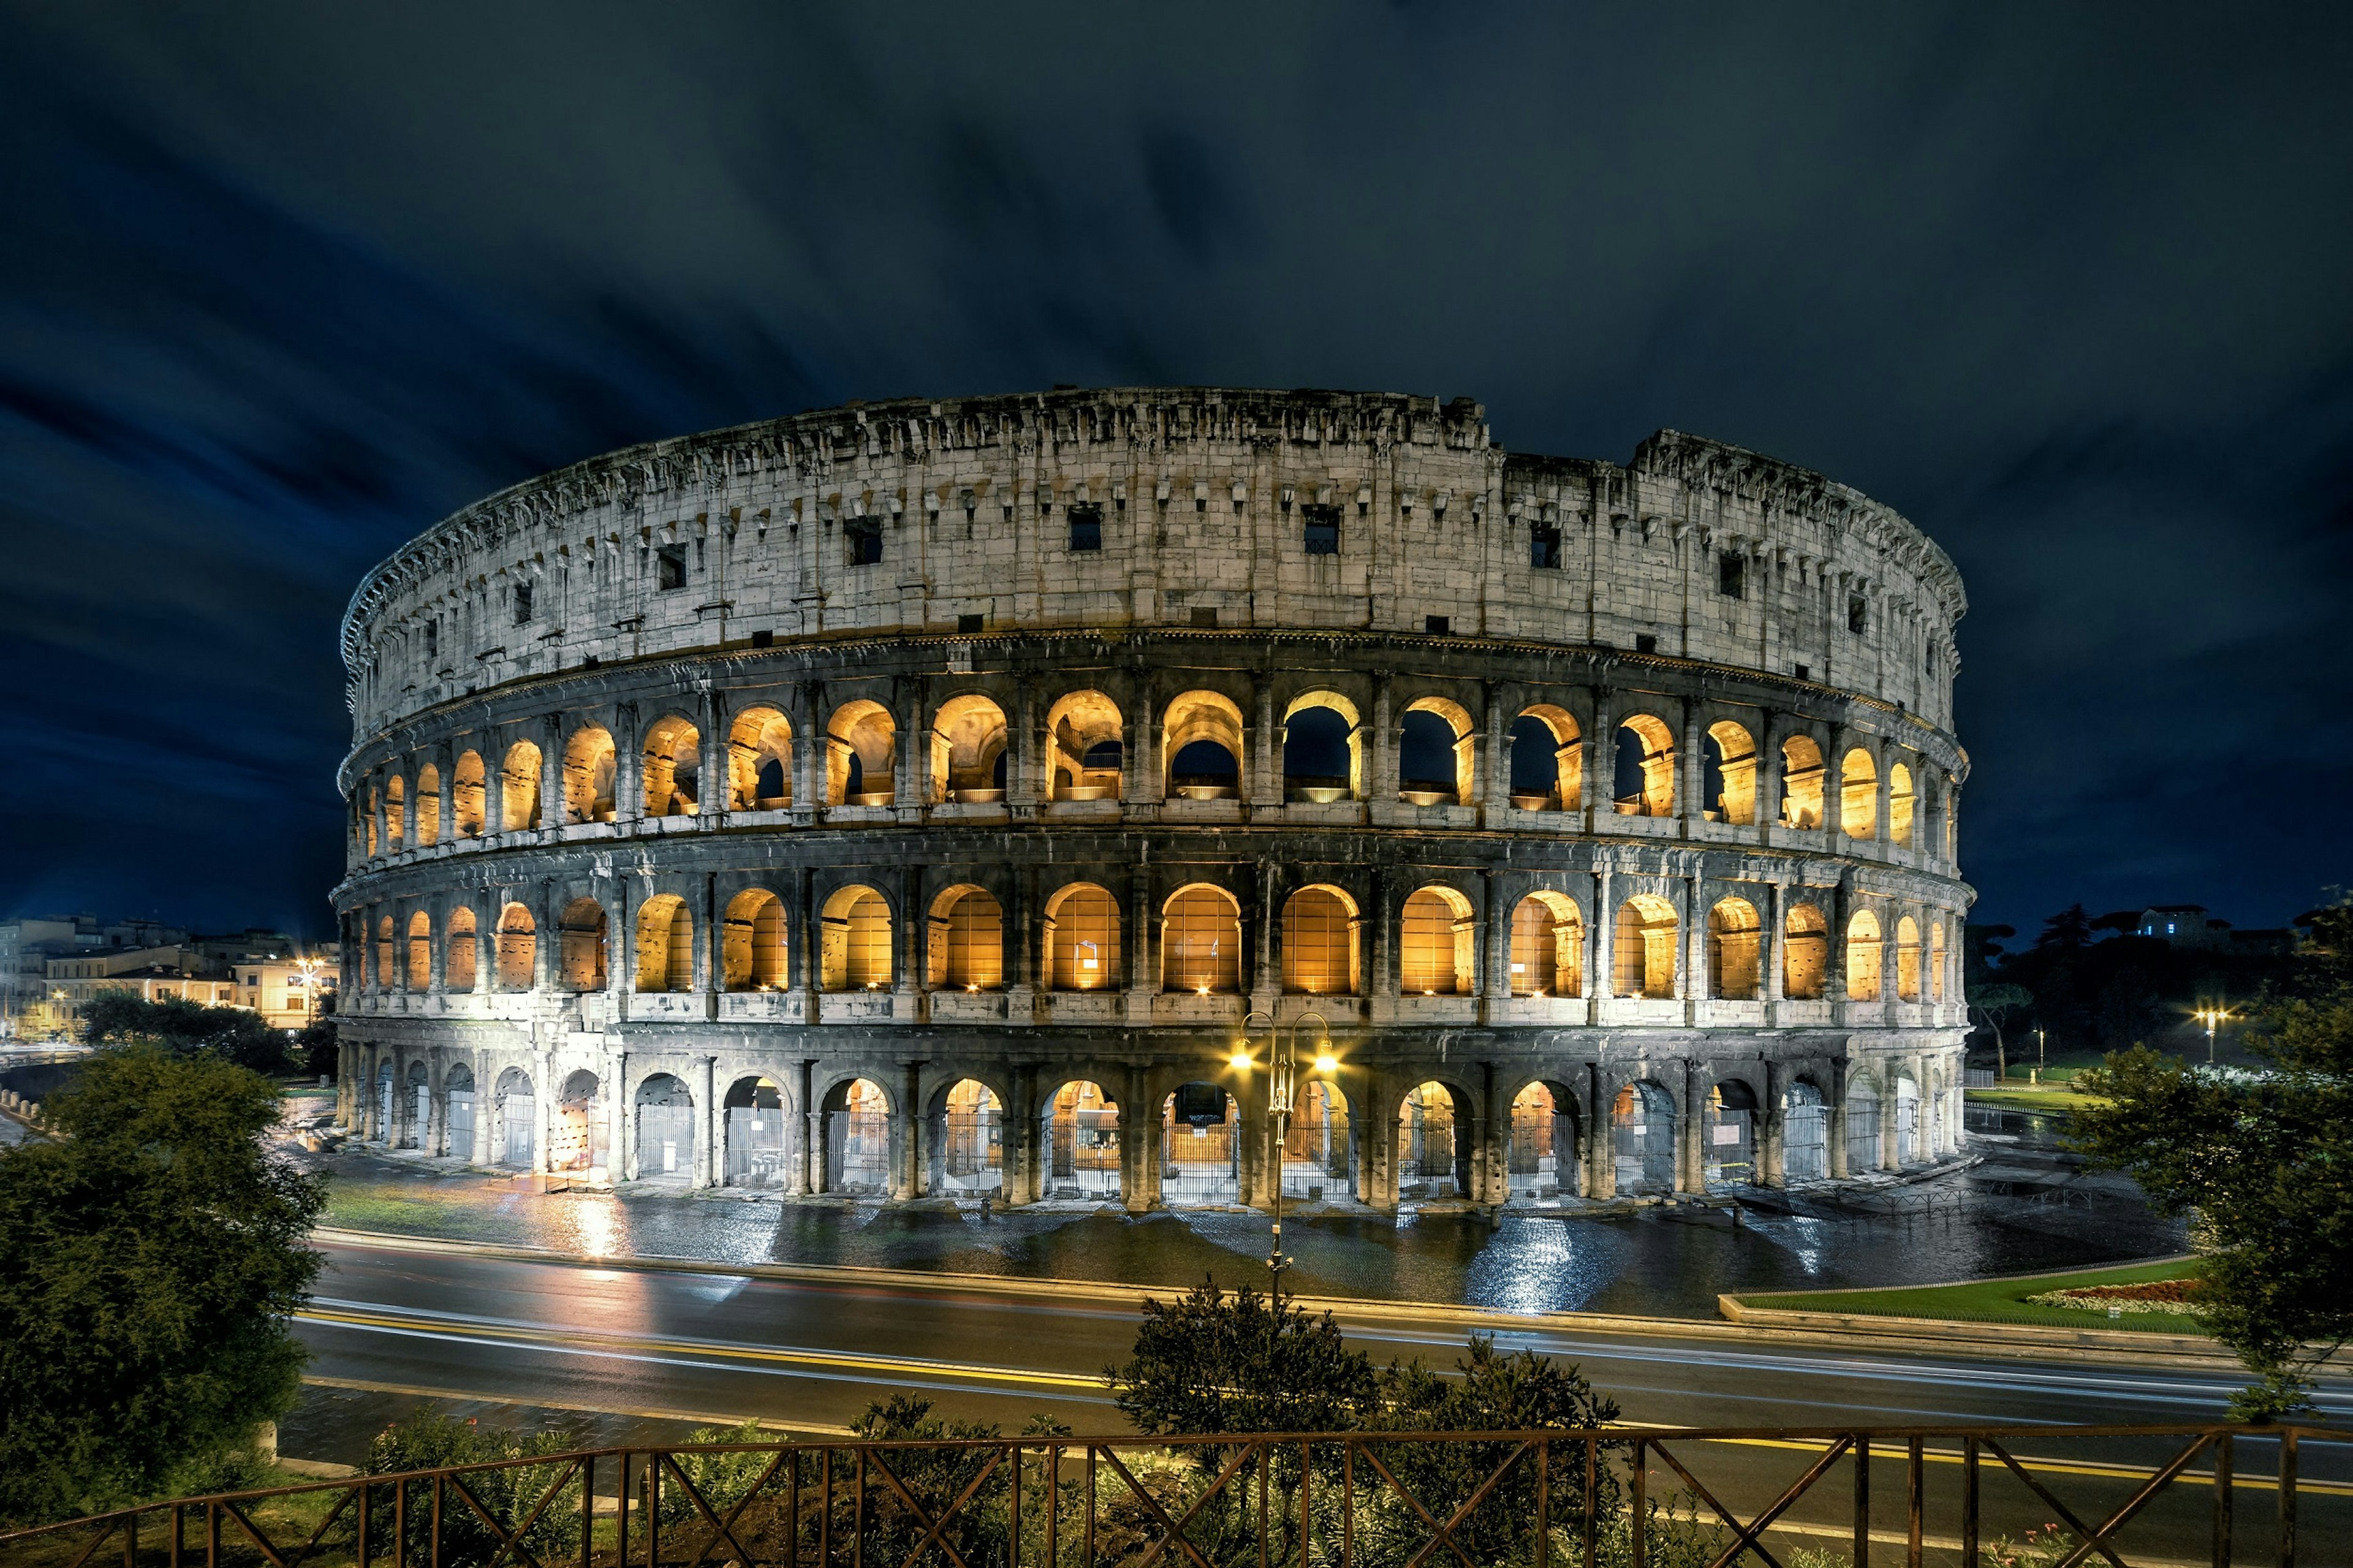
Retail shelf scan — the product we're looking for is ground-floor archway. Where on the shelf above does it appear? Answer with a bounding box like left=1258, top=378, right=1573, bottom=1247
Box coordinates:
left=445, top=1063, right=476, bottom=1160
left=724, top=1075, right=791, bottom=1187
left=1784, top=1081, right=1828, bottom=1181
left=932, top=1078, right=1004, bottom=1195
left=634, top=1072, right=695, bottom=1181
left=403, top=1062, right=428, bottom=1149
left=1705, top=1080, right=1757, bottom=1186
left=1397, top=1081, right=1467, bottom=1200
left=1279, top=1079, right=1353, bottom=1200
left=494, top=1067, right=534, bottom=1168
left=1846, top=1084, right=1882, bottom=1173
left=1894, top=1077, right=1920, bottom=1165
left=1612, top=1080, right=1677, bottom=1194
left=553, top=1069, right=602, bottom=1173
left=1042, top=1080, right=1120, bottom=1199
left=1506, top=1081, right=1580, bottom=1200
left=1162, top=1082, right=1239, bottom=1204
left=374, top=1059, right=394, bottom=1142
left=825, top=1077, right=892, bottom=1195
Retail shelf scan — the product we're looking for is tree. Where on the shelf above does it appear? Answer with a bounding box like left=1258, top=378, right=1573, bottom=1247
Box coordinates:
left=1969, top=982, right=2033, bottom=1078
left=0, top=1047, right=325, bottom=1523
left=2072, top=902, right=2353, bottom=1416
left=295, top=1017, right=339, bottom=1079
left=83, top=993, right=292, bottom=1073
left=1107, top=1277, right=1375, bottom=1449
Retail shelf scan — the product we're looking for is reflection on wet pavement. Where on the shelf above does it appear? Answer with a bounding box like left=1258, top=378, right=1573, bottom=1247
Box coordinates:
left=317, top=1103, right=2183, bottom=1319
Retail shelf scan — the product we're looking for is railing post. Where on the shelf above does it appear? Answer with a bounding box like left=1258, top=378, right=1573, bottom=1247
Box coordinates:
left=395, top=1474, right=408, bottom=1568
left=358, top=1481, right=372, bottom=1568
left=1047, top=1445, right=1061, bottom=1568
left=579, top=1453, right=595, bottom=1568
left=433, top=1474, right=444, bottom=1568
left=647, top=1453, right=661, bottom=1568
left=1852, top=1435, right=1870, bottom=1568
left=1582, top=1435, right=1597, bottom=1568
left=2278, top=1429, right=2297, bottom=1568
left=786, top=1450, right=800, bottom=1568
left=854, top=1447, right=865, bottom=1568
left=124, top=1507, right=137, bottom=1568
left=1906, top=1435, right=1923, bottom=1568
left=1961, top=1438, right=1979, bottom=1568
left=819, top=1449, right=833, bottom=1568
left=169, top=1503, right=183, bottom=1568
left=612, top=1458, right=627, bottom=1568
left=1343, top=1441, right=1355, bottom=1568
left=1258, top=1441, right=1270, bottom=1568
left=1629, top=1439, right=1645, bottom=1568
left=1012, top=1441, right=1024, bottom=1568
left=2212, top=1434, right=2232, bottom=1568
left=1299, top=1440, right=1311, bottom=1568
left=1084, top=1445, right=1097, bottom=1568
left=205, top=1502, right=219, bottom=1568
left=1535, top=1437, right=1550, bottom=1568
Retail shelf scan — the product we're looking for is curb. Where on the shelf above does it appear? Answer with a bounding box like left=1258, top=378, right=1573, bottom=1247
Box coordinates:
left=309, top=1227, right=2245, bottom=1371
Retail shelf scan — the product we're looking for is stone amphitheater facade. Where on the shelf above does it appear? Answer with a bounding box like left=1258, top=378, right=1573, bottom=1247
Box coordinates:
left=331, top=386, right=1973, bottom=1210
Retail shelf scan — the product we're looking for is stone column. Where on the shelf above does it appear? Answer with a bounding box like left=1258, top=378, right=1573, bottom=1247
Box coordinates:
left=1756, top=714, right=1784, bottom=832
left=699, top=692, right=726, bottom=827
left=436, top=741, right=458, bottom=844
left=1585, top=1062, right=1615, bottom=1199
left=1129, top=673, right=1163, bottom=807
left=1760, top=1058, right=1786, bottom=1187
left=1127, top=868, right=1157, bottom=1015
left=795, top=682, right=825, bottom=824
left=1249, top=672, right=1278, bottom=811
left=1680, top=1059, right=1703, bottom=1193
left=472, top=1049, right=496, bottom=1166
left=1479, top=870, right=1507, bottom=1023
left=696, top=1055, right=718, bottom=1188
left=540, top=715, right=565, bottom=833
left=897, top=680, right=929, bottom=817
left=803, top=1060, right=825, bottom=1194
left=613, top=702, right=643, bottom=826
left=1368, top=866, right=1395, bottom=1023
left=1249, top=858, right=1277, bottom=1014
left=898, top=1061, right=924, bottom=1200
left=609, top=1047, right=631, bottom=1182
left=1680, top=709, right=1705, bottom=826
left=1010, top=676, right=1042, bottom=816
left=700, top=873, right=719, bottom=996
left=896, top=864, right=923, bottom=1015
left=1479, top=683, right=1509, bottom=825
left=1828, top=1065, right=1850, bottom=1180
left=1764, top=882, right=1787, bottom=1006
left=532, top=1044, right=554, bottom=1174
left=1004, top=1062, right=1037, bottom=1205
left=1591, top=866, right=1614, bottom=999
left=1590, top=691, right=1616, bottom=816
left=1473, top=1060, right=1504, bottom=1206
left=793, top=866, right=817, bottom=1020
left=1370, top=674, right=1396, bottom=812
left=1121, top=1064, right=1158, bottom=1213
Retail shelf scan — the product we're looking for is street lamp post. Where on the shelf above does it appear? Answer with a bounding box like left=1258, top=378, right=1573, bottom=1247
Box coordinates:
left=1237, top=1009, right=1336, bottom=1286
left=2195, top=1003, right=2234, bottom=1067
left=2036, top=1028, right=2046, bottom=1083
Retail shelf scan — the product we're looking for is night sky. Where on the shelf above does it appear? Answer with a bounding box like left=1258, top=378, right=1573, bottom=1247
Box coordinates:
left=3, top=5, right=2348, bottom=941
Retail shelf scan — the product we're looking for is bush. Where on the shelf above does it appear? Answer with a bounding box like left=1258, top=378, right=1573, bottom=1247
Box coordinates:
left=83, top=993, right=293, bottom=1072
left=365, top=1411, right=589, bottom=1564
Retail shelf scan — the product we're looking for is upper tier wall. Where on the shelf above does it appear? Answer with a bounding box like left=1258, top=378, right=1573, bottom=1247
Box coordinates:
left=341, top=388, right=1966, bottom=739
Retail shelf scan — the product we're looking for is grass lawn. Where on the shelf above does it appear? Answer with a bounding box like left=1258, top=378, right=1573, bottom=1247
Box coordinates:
left=1732, top=1257, right=2207, bottom=1335
left=1966, top=1084, right=2109, bottom=1111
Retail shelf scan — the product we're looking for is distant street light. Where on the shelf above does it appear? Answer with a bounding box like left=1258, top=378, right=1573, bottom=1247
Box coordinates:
left=2194, top=1003, right=2235, bottom=1067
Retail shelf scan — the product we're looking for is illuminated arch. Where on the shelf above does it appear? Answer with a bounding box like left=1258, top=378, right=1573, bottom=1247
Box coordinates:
left=1895, top=915, right=1922, bottom=1002
left=1846, top=909, right=1884, bottom=1000
left=641, top=716, right=701, bottom=819
left=1778, top=735, right=1824, bottom=829
left=722, top=888, right=787, bottom=991
left=1612, top=714, right=1677, bottom=817
left=1163, top=690, right=1245, bottom=799
left=634, top=894, right=694, bottom=992
left=1280, top=885, right=1359, bottom=995
left=1044, top=882, right=1121, bottom=990
left=1707, top=897, right=1762, bottom=999
left=494, top=902, right=536, bottom=991
left=927, top=884, right=1005, bottom=990
left=1400, top=885, right=1476, bottom=996
left=930, top=694, right=1009, bottom=803
left=558, top=898, right=607, bottom=991
left=1045, top=690, right=1124, bottom=801
left=1783, top=902, right=1829, bottom=999
left=1613, top=895, right=1678, bottom=998
left=404, top=910, right=431, bottom=991
left=1282, top=690, right=1362, bottom=801
left=1509, top=892, right=1583, bottom=997
left=1507, top=705, right=1582, bottom=809
left=1400, top=695, right=1475, bottom=805
left=1889, top=761, right=1916, bottom=847
left=820, top=885, right=893, bottom=990
left=826, top=700, right=897, bottom=806
left=384, top=774, right=406, bottom=850
left=499, top=741, right=542, bottom=830
left=445, top=906, right=478, bottom=991
left=726, top=707, right=794, bottom=811
left=1162, top=884, right=1241, bottom=993
left=452, top=750, right=486, bottom=837
left=1705, top=721, right=1757, bottom=825
left=1841, top=748, right=1877, bottom=839
left=564, top=726, right=617, bottom=823
left=414, top=763, right=441, bottom=846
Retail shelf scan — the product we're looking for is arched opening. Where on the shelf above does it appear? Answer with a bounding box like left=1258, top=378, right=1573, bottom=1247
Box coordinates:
left=634, top=895, right=694, bottom=993
left=930, top=694, right=1010, bottom=804
left=552, top=1069, right=602, bottom=1173
left=564, top=727, right=618, bottom=823
left=827, top=700, right=898, bottom=806
left=1161, top=1083, right=1239, bottom=1204
left=373, top=915, right=393, bottom=988
left=1400, top=886, right=1475, bottom=996
left=452, top=750, right=486, bottom=838
left=1396, top=1081, right=1467, bottom=1199
left=1893, top=1075, right=1921, bottom=1165
left=1612, top=1080, right=1678, bottom=1194
left=500, top=741, right=542, bottom=831
left=414, top=764, right=442, bottom=847
left=1506, top=705, right=1578, bottom=811
left=726, top=707, right=794, bottom=811
left=1282, top=692, right=1360, bottom=802
left=402, top=1061, right=428, bottom=1149
left=1840, top=748, right=1877, bottom=839
left=358, top=789, right=377, bottom=858
left=722, top=889, right=787, bottom=991
left=1784, top=903, right=1828, bottom=999
left=1164, top=691, right=1244, bottom=800
left=931, top=1078, right=1004, bottom=1195
left=1045, top=884, right=1121, bottom=991
left=1895, top=915, right=1922, bottom=1002
left=1281, top=1078, right=1354, bottom=1200
left=820, top=886, right=892, bottom=991
left=1162, top=885, right=1241, bottom=993
left=1707, top=898, right=1762, bottom=1000
left=1705, top=722, right=1758, bottom=825
left=1612, top=715, right=1677, bottom=817
left=928, top=885, right=1005, bottom=991
left=724, top=1075, right=790, bottom=1187
left=494, top=903, right=536, bottom=991
left=1509, top=893, right=1585, bottom=997
left=1784, top=1081, right=1828, bottom=1181
left=1045, top=691, right=1124, bottom=801
left=1779, top=736, right=1824, bottom=829
left=634, top=1072, right=695, bottom=1181
left=1507, top=1081, right=1580, bottom=1201
left=1613, top=895, right=1678, bottom=999
left=642, top=717, right=701, bottom=819
left=1281, top=885, right=1358, bottom=995
left=1846, top=910, right=1884, bottom=1001
left=405, top=911, right=432, bottom=991
left=1042, top=1080, right=1121, bottom=1199
left=824, top=1077, right=892, bottom=1194
left=374, top=1058, right=393, bottom=1138
left=446, top=907, right=478, bottom=992
left=1889, top=762, right=1916, bottom=847
left=494, top=1067, right=534, bottom=1168
left=384, top=775, right=406, bottom=850
left=1930, top=920, right=1947, bottom=1002
left=444, top=1063, right=476, bottom=1157
left=1707, top=1079, right=1759, bottom=1186
left=558, top=898, right=608, bottom=991
left=1846, top=1079, right=1882, bottom=1172
left=1399, top=698, right=1474, bottom=805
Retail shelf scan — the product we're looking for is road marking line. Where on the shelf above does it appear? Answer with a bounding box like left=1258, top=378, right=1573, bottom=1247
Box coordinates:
left=297, top=1306, right=1107, bottom=1392
left=300, top=1376, right=854, bottom=1436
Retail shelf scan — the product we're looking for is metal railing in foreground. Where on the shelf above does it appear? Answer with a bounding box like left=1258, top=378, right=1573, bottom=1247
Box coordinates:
left=0, top=1423, right=2343, bottom=1568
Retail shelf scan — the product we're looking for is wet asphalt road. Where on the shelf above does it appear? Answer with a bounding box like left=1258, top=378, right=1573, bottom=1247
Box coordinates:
left=295, top=1235, right=2353, bottom=1562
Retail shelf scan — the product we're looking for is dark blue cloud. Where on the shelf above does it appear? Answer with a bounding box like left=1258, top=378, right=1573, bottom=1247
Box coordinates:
left=0, top=1, right=2348, bottom=936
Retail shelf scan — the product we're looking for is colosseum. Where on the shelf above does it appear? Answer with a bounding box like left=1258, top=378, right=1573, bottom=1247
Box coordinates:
left=331, top=386, right=1972, bottom=1211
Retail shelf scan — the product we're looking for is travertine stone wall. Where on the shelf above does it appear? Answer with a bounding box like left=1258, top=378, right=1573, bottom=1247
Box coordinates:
left=332, top=388, right=1973, bottom=1212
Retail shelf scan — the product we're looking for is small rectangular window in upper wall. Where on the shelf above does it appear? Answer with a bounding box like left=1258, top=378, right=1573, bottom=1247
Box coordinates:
left=1847, top=593, right=1868, bottom=634
left=423, top=619, right=439, bottom=659
left=657, top=544, right=688, bottom=590
left=1301, top=503, right=1340, bottom=556
left=1718, top=552, right=1745, bottom=599
left=512, top=583, right=534, bottom=625
left=958, top=612, right=985, bottom=634
left=1067, top=501, right=1103, bottom=552
left=1529, top=525, right=1561, bottom=569
left=846, top=520, right=883, bottom=567
left=1634, top=633, right=1659, bottom=654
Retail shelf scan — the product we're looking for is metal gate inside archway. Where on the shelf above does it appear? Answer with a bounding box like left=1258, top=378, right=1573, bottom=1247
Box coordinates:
left=1162, top=1083, right=1238, bottom=1204
left=1783, top=1083, right=1828, bottom=1181
left=724, top=1076, right=791, bottom=1187
left=634, top=1074, right=694, bottom=1180
left=1280, top=1080, right=1352, bottom=1200
left=1507, top=1083, right=1575, bottom=1201
left=1042, top=1080, right=1120, bottom=1199
left=1612, top=1080, right=1677, bottom=1194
